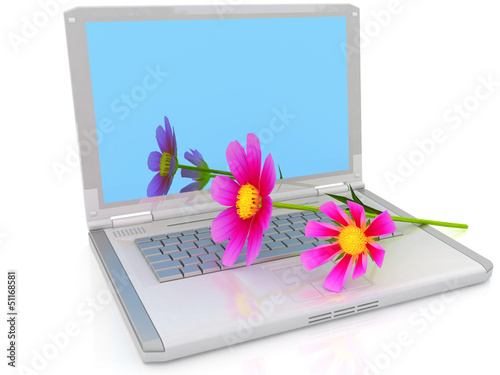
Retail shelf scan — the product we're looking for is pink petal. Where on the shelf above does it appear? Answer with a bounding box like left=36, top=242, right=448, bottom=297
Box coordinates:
left=259, top=154, right=276, bottom=196
left=211, top=175, right=240, bottom=206
left=246, top=218, right=264, bottom=266
left=304, top=221, right=341, bottom=238
left=352, top=253, right=367, bottom=279
left=348, top=200, right=365, bottom=228
left=364, top=211, right=396, bottom=238
left=226, top=140, right=250, bottom=185
left=246, top=133, right=261, bottom=188
left=300, top=243, right=343, bottom=271
left=257, top=195, right=273, bottom=230
left=319, top=201, right=351, bottom=227
left=222, top=218, right=251, bottom=267
left=366, top=241, right=386, bottom=268
left=323, top=254, right=354, bottom=292
left=211, top=207, right=240, bottom=243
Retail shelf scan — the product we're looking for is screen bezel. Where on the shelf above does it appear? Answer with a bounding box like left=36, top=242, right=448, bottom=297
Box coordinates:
left=64, top=4, right=362, bottom=227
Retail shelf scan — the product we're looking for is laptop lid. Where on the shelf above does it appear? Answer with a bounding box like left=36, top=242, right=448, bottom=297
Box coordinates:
left=64, top=3, right=362, bottom=229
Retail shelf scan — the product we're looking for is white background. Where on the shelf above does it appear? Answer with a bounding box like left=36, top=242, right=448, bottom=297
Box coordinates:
left=1, top=0, right=499, bottom=374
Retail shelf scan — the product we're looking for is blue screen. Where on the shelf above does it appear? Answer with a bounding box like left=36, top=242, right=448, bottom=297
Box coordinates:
left=85, top=16, right=349, bottom=204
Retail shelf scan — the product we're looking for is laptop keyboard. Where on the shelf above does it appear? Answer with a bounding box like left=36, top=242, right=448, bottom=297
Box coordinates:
left=135, top=207, right=403, bottom=283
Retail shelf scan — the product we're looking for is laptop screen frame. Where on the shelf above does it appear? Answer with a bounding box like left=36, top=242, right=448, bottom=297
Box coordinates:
left=64, top=3, right=362, bottom=227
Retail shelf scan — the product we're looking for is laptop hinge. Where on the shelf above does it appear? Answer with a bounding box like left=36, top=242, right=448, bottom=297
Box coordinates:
left=111, top=211, right=153, bottom=228
left=315, top=181, right=365, bottom=195
left=88, top=218, right=113, bottom=231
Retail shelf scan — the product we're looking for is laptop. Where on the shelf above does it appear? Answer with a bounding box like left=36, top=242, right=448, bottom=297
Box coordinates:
left=64, top=3, right=492, bottom=362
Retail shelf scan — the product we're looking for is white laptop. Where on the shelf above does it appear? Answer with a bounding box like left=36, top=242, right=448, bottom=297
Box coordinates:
left=64, top=3, right=492, bottom=362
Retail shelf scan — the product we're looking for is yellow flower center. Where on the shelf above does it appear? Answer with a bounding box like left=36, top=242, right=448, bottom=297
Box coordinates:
left=338, top=225, right=367, bottom=256
left=236, top=184, right=261, bottom=219
left=159, top=152, right=173, bottom=177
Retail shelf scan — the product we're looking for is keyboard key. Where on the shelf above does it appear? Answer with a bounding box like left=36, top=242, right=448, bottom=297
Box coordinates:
left=181, top=265, right=202, bottom=277
left=270, top=233, right=289, bottom=242
left=288, top=216, right=306, bottom=224
left=151, top=260, right=182, bottom=272
left=138, top=240, right=163, bottom=250
left=302, top=212, right=318, bottom=220
left=135, top=237, right=151, bottom=245
left=289, top=212, right=304, bottom=217
left=156, top=268, right=183, bottom=282
left=143, top=248, right=162, bottom=257
left=206, top=244, right=224, bottom=253
left=261, top=235, right=273, bottom=244
left=180, top=235, right=197, bottom=243
left=283, top=238, right=301, bottom=247
left=278, top=225, right=293, bottom=233
left=151, top=234, right=167, bottom=241
left=170, top=251, right=190, bottom=260
left=276, top=214, right=290, bottom=219
left=200, top=254, right=218, bottom=263
left=178, top=242, right=197, bottom=251
left=196, top=227, right=210, bottom=233
left=188, top=248, right=207, bottom=257
left=162, top=238, right=180, bottom=246
left=167, top=232, right=182, bottom=238
left=181, top=257, right=201, bottom=267
left=287, top=230, right=303, bottom=239
left=215, top=251, right=225, bottom=260
left=267, top=241, right=286, bottom=250
left=273, top=219, right=291, bottom=226
left=200, top=253, right=218, bottom=263
left=290, top=223, right=306, bottom=231
left=263, top=228, right=277, bottom=236
left=196, top=232, right=212, bottom=240
left=199, top=261, right=220, bottom=274
left=195, top=239, right=214, bottom=248
left=298, top=237, right=316, bottom=244
left=161, top=245, right=179, bottom=254
left=147, top=254, right=172, bottom=264
left=182, top=230, right=197, bottom=235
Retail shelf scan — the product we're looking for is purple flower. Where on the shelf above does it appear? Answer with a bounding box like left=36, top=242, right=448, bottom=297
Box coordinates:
left=147, top=117, right=177, bottom=197
left=180, top=149, right=211, bottom=193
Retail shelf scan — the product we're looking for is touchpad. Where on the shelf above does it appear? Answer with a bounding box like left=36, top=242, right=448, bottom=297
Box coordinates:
left=272, top=263, right=372, bottom=302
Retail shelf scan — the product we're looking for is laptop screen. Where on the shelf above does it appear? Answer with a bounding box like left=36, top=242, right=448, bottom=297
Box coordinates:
left=85, top=16, right=349, bottom=204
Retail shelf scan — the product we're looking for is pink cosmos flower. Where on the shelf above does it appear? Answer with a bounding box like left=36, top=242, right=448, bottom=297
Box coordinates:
left=210, top=133, right=275, bottom=267
left=300, top=201, right=396, bottom=292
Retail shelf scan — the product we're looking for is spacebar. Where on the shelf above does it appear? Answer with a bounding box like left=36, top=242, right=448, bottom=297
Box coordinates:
left=228, top=243, right=313, bottom=268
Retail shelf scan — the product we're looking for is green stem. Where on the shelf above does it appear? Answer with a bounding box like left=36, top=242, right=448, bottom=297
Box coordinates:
left=209, top=174, right=235, bottom=180
left=175, top=165, right=467, bottom=229
left=272, top=202, right=468, bottom=229
left=177, top=164, right=234, bottom=177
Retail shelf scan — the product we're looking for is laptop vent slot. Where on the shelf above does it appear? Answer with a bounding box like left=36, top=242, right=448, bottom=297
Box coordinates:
left=356, top=300, right=379, bottom=312
left=308, top=301, right=379, bottom=325
left=112, top=226, right=147, bottom=238
left=308, top=312, right=332, bottom=324
left=333, top=306, right=356, bottom=317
